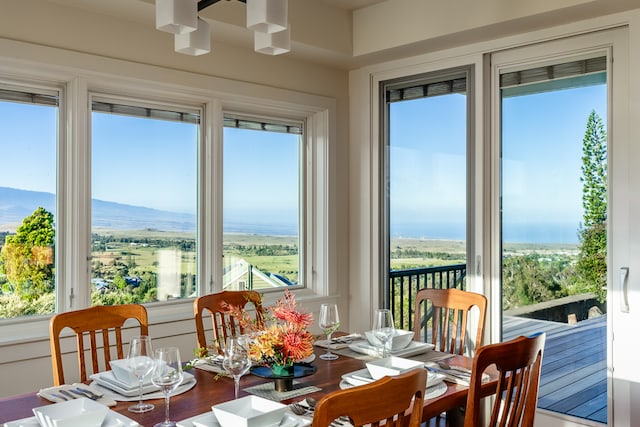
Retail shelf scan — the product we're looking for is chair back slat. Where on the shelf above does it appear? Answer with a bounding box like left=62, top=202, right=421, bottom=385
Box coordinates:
left=465, top=333, right=546, bottom=427
left=194, top=290, right=264, bottom=356
left=311, top=368, right=427, bottom=427
left=49, top=304, right=149, bottom=386
left=414, top=288, right=487, bottom=356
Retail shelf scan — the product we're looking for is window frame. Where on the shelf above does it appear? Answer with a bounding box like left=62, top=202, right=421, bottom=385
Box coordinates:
left=221, top=111, right=307, bottom=292
left=0, top=52, right=336, bottom=345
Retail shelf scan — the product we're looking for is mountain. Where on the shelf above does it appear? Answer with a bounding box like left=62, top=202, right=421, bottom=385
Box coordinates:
left=0, top=187, right=196, bottom=232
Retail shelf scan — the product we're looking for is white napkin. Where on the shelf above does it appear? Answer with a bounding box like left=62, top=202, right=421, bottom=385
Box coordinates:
left=315, top=333, right=363, bottom=350
left=424, top=362, right=490, bottom=386
left=37, top=383, right=117, bottom=407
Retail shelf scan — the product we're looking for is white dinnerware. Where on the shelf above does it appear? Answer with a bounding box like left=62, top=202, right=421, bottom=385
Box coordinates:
left=151, top=347, right=184, bottom=427
left=211, top=395, right=287, bottom=427
left=125, top=335, right=155, bottom=413
left=318, top=303, right=340, bottom=360
left=175, top=409, right=309, bottom=427
left=371, top=309, right=395, bottom=357
left=222, top=335, right=252, bottom=400
left=364, top=329, right=413, bottom=351
left=365, top=356, right=424, bottom=380
left=348, top=340, right=434, bottom=358
left=32, top=397, right=109, bottom=427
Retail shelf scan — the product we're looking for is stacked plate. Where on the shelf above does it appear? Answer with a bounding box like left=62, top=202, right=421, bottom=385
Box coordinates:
left=176, top=410, right=310, bottom=427
left=348, top=340, right=434, bottom=358
left=90, top=371, right=195, bottom=397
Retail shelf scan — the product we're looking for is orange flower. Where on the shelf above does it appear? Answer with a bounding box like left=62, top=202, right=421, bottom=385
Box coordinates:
left=227, top=290, right=314, bottom=368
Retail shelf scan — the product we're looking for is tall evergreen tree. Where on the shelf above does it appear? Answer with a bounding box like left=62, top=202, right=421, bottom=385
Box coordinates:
left=576, top=110, right=607, bottom=302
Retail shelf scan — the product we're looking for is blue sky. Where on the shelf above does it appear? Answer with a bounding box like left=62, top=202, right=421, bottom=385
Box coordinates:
left=389, top=82, right=606, bottom=243
left=1, top=81, right=606, bottom=243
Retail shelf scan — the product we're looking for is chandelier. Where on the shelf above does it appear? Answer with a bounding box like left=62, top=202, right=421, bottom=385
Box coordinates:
left=155, top=0, right=290, bottom=56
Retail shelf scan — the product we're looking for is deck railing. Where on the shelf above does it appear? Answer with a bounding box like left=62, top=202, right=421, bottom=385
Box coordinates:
left=388, top=264, right=467, bottom=330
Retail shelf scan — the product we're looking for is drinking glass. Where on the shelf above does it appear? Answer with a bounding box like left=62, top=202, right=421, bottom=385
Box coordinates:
left=127, top=335, right=155, bottom=413
left=151, top=347, right=184, bottom=427
left=372, top=308, right=395, bottom=358
left=223, top=335, right=252, bottom=399
left=319, top=303, right=340, bottom=360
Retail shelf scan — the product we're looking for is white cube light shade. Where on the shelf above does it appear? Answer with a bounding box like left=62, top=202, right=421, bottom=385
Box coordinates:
left=254, top=26, right=290, bottom=55
left=175, top=17, right=211, bottom=55
left=156, top=0, right=198, bottom=34
left=246, top=0, right=288, bottom=34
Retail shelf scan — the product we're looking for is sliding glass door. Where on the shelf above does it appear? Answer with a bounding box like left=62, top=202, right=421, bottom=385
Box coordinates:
left=491, top=28, right=631, bottom=425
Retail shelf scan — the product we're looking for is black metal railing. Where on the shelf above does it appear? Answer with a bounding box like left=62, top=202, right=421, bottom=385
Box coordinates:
left=388, top=264, right=467, bottom=330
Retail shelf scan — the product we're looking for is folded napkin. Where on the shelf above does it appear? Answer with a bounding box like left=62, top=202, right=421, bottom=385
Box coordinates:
left=424, top=362, right=490, bottom=386
left=315, top=333, right=363, bottom=350
left=192, top=356, right=231, bottom=377
left=38, top=383, right=117, bottom=407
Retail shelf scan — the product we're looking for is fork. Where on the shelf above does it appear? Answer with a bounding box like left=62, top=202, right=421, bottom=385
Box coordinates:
left=70, top=388, right=102, bottom=400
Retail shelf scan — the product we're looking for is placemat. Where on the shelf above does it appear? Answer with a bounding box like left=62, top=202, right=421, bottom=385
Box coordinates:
left=243, top=381, right=321, bottom=402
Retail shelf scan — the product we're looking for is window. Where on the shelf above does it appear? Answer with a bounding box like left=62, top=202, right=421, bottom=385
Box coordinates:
left=0, top=86, right=58, bottom=319
left=90, top=98, right=200, bottom=304
left=382, top=69, right=470, bottom=328
left=222, top=116, right=303, bottom=290
left=0, top=52, right=332, bottom=335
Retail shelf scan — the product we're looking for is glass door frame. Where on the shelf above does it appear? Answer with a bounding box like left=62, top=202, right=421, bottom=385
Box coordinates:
left=489, top=27, right=629, bottom=426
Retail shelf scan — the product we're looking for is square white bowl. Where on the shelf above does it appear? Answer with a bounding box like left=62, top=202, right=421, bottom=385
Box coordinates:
left=366, top=356, right=424, bottom=380
left=212, top=395, right=287, bottom=427
left=33, top=397, right=109, bottom=427
left=364, top=329, right=414, bottom=351
left=109, top=358, right=152, bottom=388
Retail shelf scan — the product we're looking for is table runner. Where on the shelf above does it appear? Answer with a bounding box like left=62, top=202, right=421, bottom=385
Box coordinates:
left=243, top=381, right=321, bottom=402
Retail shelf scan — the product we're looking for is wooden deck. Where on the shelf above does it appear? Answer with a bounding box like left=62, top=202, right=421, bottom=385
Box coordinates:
left=503, top=314, right=607, bottom=424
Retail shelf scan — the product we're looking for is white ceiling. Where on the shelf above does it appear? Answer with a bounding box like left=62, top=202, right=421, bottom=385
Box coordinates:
left=41, top=0, right=640, bottom=70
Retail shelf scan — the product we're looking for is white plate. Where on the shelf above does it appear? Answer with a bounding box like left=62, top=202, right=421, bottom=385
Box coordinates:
left=4, top=410, right=140, bottom=427
left=339, top=375, right=448, bottom=400
left=90, top=371, right=195, bottom=397
left=348, top=341, right=434, bottom=358
left=341, top=368, right=446, bottom=388
left=341, top=368, right=375, bottom=387
left=176, top=411, right=310, bottom=427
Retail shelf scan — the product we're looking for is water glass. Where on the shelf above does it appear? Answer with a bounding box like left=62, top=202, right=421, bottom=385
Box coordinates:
left=319, top=303, right=340, bottom=360
left=223, top=336, right=252, bottom=399
left=151, top=347, right=183, bottom=427
left=372, top=308, right=395, bottom=357
left=127, top=335, right=155, bottom=413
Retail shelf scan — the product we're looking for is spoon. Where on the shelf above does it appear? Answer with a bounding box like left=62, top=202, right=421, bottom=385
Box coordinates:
left=290, top=403, right=312, bottom=416
left=306, top=397, right=317, bottom=409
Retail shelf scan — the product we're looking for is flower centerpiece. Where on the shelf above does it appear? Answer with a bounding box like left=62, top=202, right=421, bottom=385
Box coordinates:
left=226, top=290, right=315, bottom=376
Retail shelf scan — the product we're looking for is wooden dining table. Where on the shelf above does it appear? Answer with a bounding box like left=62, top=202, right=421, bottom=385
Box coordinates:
left=0, top=346, right=497, bottom=426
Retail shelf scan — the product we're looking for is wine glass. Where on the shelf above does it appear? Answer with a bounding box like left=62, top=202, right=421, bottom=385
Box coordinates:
left=319, top=303, right=340, bottom=360
left=151, top=347, right=184, bottom=427
left=126, top=335, right=155, bottom=413
left=223, top=335, right=252, bottom=399
left=372, top=308, right=395, bottom=358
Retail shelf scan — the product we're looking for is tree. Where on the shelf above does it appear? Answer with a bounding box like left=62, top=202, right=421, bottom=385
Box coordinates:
left=0, top=207, right=55, bottom=301
left=575, top=110, right=607, bottom=302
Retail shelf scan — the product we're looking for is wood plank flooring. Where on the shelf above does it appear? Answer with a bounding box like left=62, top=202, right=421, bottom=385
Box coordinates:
left=503, top=314, right=607, bottom=424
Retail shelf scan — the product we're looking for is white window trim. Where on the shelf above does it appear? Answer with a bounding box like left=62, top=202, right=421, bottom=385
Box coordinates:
left=0, top=38, right=337, bottom=347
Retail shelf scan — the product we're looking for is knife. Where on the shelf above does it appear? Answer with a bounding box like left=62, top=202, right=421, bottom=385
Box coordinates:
left=58, top=389, right=77, bottom=400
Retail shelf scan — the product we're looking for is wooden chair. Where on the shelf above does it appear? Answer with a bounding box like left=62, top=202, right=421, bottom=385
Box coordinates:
left=464, top=333, right=546, bottom=427
left=194, top=290, right=264, bottom=355
left=413, top=288, right=487, bottom=355
left=311, top=368, right=427, bottom=427
left=49, top=304, right=149, bottom=386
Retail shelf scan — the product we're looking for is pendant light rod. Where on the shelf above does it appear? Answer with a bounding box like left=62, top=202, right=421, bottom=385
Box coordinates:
left=197, top=0, right=246, bottom=12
